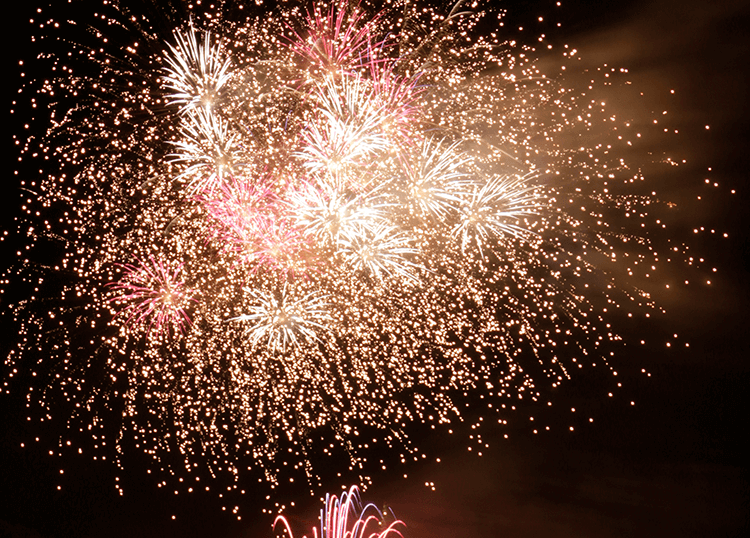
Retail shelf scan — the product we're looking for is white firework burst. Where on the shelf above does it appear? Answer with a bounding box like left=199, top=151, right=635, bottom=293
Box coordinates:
left=338, top=222, right=419, bottom=282
left=452, top=172, right=541, bottom=257
left=229, top=287, right=332, bottom=353
left=401, top=138, right=473, bottom=221
left=169, top=107, right=242, bottom=193
left=289, top=182, right=393, bottom=246
left=163, top=25, right=233, bottom=114
left=297, top=75, right=391, bottom=191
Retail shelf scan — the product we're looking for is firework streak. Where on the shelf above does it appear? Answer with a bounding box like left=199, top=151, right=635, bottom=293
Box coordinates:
left=6, top=0, right=683, bottom=495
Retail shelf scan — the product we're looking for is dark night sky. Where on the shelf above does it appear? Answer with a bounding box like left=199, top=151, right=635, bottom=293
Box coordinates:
left=2, top=1, right=749, bottom=537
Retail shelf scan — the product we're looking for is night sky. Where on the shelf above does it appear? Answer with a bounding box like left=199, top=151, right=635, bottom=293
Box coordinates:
left=2, top=1, right=749, bottom=537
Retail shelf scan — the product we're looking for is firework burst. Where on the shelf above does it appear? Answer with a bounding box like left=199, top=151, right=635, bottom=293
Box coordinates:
left=230, top=286, right=332, bottom=352
left=4, top=0, right=700, bottom=504
left=108, top=256, right=195, bottom=335
left=274, top=486, right=404, bottom=538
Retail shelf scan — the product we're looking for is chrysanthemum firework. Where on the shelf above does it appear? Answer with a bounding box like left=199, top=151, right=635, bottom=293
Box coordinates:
left=5, top=0, right=698, bottom=500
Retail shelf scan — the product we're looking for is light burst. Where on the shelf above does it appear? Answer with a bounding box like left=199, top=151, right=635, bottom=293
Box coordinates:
left=4, top=0, right=705, bottom=502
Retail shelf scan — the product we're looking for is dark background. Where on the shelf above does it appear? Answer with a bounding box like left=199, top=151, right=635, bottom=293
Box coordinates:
left=3, top=0, right=749, bottom=537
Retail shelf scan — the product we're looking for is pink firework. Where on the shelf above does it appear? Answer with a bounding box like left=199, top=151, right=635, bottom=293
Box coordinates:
left=369, top=65, right=423, bottom=147
left=201, top=175, right=313, bottom=275
left=109, top=256, right=194, bottom=335
left=247, top=214, right=315, bottom=276
left=289, top=0, right=383, bottom=75
left=200, top=174, right=275, bottom=244
left=274, top=486, right=405, bottom=538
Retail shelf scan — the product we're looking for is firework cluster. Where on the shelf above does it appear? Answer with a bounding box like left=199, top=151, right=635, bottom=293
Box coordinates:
left=5, top=0, right=684, bottom=501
